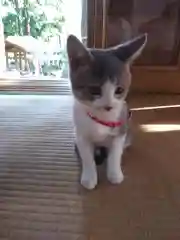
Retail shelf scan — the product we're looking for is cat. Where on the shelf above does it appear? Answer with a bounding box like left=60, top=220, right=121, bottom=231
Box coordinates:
left=67, top=34, right=147, bottom=190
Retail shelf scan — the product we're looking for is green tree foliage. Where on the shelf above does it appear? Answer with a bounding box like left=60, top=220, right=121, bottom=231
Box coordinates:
left=2, top=0, right=65, bottom=39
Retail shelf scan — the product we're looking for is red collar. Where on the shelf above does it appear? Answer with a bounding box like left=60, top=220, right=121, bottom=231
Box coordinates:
left=87, top=112, right=123, bottom=128
left=87, top=111, right=132, bottom=128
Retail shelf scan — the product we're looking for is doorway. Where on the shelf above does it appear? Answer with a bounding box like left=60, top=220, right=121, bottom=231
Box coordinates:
left=0, top=0, right=86, bottom=94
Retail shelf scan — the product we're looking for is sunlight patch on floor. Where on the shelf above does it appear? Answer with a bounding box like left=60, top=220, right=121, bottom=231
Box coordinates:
left=140, top=124, right=180, bottom=132
left=132, top=104, right=180, bottom=111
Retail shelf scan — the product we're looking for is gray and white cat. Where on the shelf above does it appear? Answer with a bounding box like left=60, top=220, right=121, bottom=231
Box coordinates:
left=67, top=34, right=147, bottom=190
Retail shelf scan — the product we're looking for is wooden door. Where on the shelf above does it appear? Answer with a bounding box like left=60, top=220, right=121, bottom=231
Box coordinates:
left=87, top=0, right=180, bottom=93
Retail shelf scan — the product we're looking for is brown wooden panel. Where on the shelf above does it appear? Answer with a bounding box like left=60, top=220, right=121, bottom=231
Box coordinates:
left=87, top=0, right=180, bottom=93
left=106, top=0, right=134, bottom=46
left=105, top=0, right=180, bottom=66
left=131, top=66, right=180, bottom=93
left=135, top=0, right=180, bottom=66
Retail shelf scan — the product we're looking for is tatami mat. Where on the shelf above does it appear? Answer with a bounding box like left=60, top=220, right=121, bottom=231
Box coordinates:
left=1, top=94, right=180, bottom=240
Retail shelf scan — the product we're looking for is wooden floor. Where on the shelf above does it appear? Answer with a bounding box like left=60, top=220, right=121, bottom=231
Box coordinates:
left=0, top=94, right=180, bottom=240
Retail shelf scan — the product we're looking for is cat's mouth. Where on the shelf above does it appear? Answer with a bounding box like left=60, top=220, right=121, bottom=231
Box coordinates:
left=103, top=106, right=113, bottom=111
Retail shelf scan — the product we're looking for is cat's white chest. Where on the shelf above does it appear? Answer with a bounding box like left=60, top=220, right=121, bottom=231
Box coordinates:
left=88, top=120, right=112, bottom=142
left=74, top=103, right=119, bottom=144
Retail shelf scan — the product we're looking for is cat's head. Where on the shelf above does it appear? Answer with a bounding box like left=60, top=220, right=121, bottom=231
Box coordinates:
left=67, top=34, right=147, bottom=112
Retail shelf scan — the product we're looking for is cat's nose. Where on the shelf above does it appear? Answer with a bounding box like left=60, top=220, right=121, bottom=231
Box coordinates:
left=104, top=106, right=112, bottom=111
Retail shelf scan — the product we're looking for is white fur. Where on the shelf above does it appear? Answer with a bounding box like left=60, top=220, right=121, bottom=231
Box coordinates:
left=74, top=81, right=126, bottom=189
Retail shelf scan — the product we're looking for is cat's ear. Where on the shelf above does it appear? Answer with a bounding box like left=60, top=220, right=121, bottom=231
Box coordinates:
left=67, top=35, right=93, bottom=70
left=112, top=33, right=147, bottom=63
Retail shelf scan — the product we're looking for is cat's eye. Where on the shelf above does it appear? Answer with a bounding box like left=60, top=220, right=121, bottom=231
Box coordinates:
left=89, top=86, right=101, bottom=97
left=115, top=86, right=124, bottom=95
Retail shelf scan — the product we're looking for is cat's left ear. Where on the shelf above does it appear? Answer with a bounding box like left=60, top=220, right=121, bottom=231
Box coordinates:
left=112, top=33, right=147, bottom=63
left=66, top=34, right=93, bottom=71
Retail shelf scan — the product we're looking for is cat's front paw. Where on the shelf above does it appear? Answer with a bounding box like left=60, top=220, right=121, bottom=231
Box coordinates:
left=81, top=168, right=97, bottom=190
left=107, top=170, right=124, bottom=184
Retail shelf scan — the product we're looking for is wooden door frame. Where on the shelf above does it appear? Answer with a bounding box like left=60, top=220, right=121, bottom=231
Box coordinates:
left=87, top=0, right=180, bottom=93
left=87, top=0, right=106, bottom=48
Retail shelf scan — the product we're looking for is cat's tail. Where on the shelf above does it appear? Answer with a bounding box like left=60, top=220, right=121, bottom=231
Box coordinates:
left=94, top=147, right=107, bottom=165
